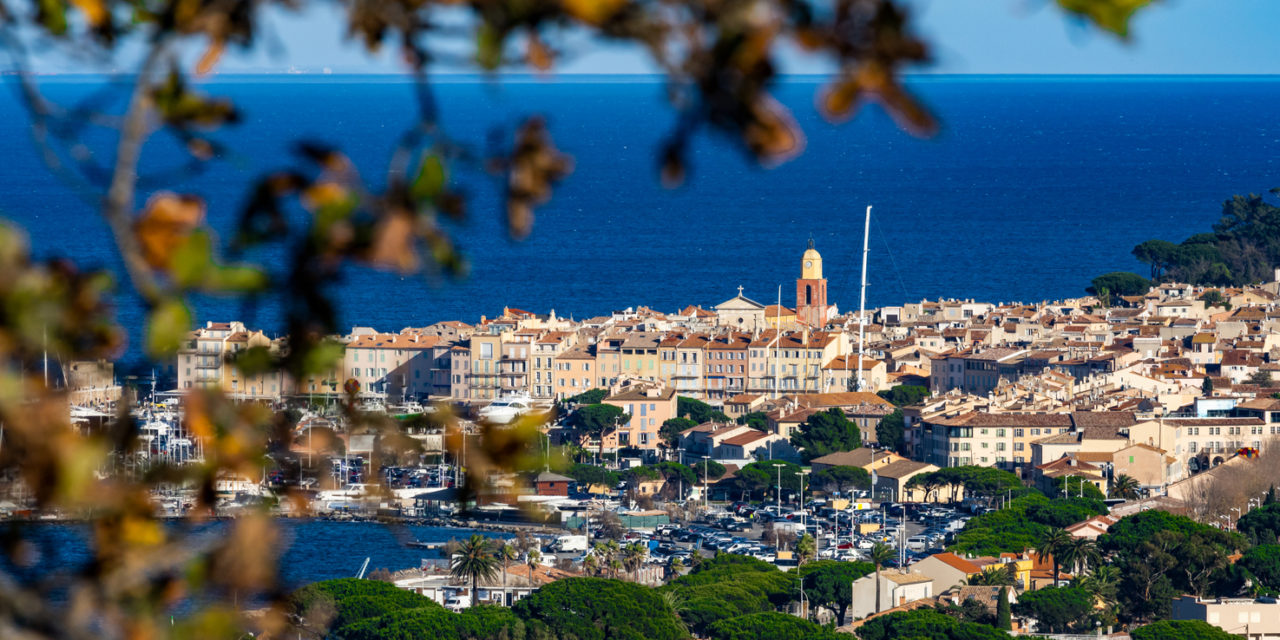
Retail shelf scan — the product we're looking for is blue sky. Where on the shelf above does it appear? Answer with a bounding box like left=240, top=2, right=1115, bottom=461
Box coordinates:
left=23, top=0, right=1280, bottom=75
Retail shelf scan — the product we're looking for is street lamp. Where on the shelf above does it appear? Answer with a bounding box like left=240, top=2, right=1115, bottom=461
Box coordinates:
left=796, top=471, right=806, bottom=525
left=701, top=455, right=711, bottom=510
left=1231, top=506, right=1242, bottom=529
left=772, top=463, right=785, bottom=514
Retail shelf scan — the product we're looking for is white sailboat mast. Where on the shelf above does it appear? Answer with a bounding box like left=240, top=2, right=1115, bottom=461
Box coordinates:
left=774, top=285, right=781, bottom=399
left=856, top=205, right=871, bottom=392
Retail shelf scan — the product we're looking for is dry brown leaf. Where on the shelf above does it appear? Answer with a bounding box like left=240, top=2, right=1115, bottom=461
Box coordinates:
left=819, top=77, right=861, bottom=123
left=368, top=210, right=419, bottom=273
left=196, top=39, right=225, bottom=75
left=528, top=33, right=553, bottom=71
left=134, top=193, right=205, bottom=270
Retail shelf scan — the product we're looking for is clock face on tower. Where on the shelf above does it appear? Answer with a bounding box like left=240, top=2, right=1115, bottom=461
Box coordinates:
left=805, top=261, right=812, bottom=268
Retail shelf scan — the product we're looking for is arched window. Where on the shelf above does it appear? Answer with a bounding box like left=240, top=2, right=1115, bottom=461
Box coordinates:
left=805, top=285, right=812, bottom=305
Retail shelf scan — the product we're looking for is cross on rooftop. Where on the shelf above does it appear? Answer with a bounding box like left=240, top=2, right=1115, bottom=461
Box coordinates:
left=738, top=285, right=744, bottom=297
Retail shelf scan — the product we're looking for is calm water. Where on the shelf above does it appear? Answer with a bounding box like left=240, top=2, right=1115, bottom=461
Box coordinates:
left=1, top=519, right=508, bottom=589
left=1, top=76, right=1278, bottom=361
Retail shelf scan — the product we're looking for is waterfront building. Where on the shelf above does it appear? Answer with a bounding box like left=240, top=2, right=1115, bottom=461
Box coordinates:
left=703, top=332, right=751, bottom=402
left=498, top=331, right=535, bottom=397
left=63, top=360, right=121, bottom=406
left=617, top=331, right=662, bottom=383
left=822, top=355, right=888, bottom=392
left=602, top=383, right=677, bottom=455
left=341, top=328, right=440, bottom=401
left=746, top=329, right=841, bottom=395
left=552, top=345, right=596, bottom=400
left=177, top=321, right=285, bottom=399
left=532, top=331, right=576, bottom=399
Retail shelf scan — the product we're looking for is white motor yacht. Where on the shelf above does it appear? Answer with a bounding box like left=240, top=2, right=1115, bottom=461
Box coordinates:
left=476, top=396, right=533, bottom=424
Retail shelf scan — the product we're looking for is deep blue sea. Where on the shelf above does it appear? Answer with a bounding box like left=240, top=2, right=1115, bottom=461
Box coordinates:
left=1, top=520, right=508, bottom=589
left=2, top=76, right=1278, bottom=360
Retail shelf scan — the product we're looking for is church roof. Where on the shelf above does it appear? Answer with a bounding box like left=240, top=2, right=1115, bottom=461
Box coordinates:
left=716, top=287, right=765, bottom=310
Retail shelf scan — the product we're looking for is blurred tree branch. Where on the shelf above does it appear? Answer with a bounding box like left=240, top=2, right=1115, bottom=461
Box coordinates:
left=0, top=0, right=1154, bottom=637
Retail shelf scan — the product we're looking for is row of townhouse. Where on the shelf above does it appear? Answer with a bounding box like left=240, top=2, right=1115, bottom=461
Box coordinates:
left=472, top=326, right=865, bottom=402
left=178, top=322, right=458, bottom=401
left=903, top=394, right=1280, bottom=490
left=176, top=273, right=1280, bottom=412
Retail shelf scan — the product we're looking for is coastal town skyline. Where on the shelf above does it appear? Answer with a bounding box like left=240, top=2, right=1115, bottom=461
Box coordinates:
left=5, top=2, right=1280, bottom=639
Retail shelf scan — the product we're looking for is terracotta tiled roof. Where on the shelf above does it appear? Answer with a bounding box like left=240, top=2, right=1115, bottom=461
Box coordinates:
left=927, top=552, right=982, bottom=574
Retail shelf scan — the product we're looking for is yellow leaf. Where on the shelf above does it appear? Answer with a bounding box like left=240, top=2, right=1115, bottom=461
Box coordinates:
left=561, top=0, right=627, bottom=26
left=1057, top=0, right=1153, bottom=38
left=69, top=0, right=107, bottom=27
left=120, top=514, right=165, bottom=547
left=301, top=182, right=349, bottom=211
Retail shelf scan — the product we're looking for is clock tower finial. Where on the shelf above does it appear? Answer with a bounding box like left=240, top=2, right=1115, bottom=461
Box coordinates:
left=807, top=236, right=814, bottom=250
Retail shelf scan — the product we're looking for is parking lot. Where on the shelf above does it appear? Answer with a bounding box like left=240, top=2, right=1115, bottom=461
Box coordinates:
left=580, top=499, right=976, bottom=571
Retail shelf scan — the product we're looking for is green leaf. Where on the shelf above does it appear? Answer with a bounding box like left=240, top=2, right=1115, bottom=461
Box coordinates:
left=147, top=298, right=191, bottom=358
left=476, top=22, right=503, bottom=70
left=172, top=230, right=213, bottom=288
left=206, top=265, right=268, bottom=293
left=411, top=153, right=446, bottom=203
left=302, top=340, right=346, bottom=377
left=232, top=346, right=275, bottom=377
left=1056, top=0, right=1154, bottom=38
left=38, top=0, right=68, bottom=35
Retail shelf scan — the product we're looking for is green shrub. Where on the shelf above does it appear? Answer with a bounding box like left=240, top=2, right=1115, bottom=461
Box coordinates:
left=513, top=577, right=686, bottom=640
left=706, top=611, right=841, bottom=640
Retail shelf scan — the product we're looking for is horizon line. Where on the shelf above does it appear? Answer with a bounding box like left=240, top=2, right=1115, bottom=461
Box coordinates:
left=6, top=71, right=1279, bottom=80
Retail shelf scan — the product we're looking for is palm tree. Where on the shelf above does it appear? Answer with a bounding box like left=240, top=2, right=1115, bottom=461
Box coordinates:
left=525, top=549, right=542, bottom=582
left=1110, top=474, right=1140, bottom=500
left=1081, top=564, right=1120, bottom=613
left=498, top=543, right=518, bottom=588
left=450, top=534, right=499, bottom=608
left=595, top=540, right=621, bottom=578
left=1036, top=528, right=1073, bottom=586
left=623, top=543, right=646, bottom=582
left=1064, top=537, right=1100, bottom=576
left=869, top=542, right=895, bottom=614
left=609, top=558, right=623, bottom=579
left=796, top=534, right=817, bottom=566
left=583, top=553, right=600, bottom=576
left=968, top=564, right=1015, bottom=586
left=668, top=555, right=685, bottom=578
left=659, top=590, right=689, bottom=633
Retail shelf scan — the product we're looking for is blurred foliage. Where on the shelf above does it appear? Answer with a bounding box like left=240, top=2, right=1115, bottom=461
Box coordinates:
left=0, top=0, right=1155, bottom=637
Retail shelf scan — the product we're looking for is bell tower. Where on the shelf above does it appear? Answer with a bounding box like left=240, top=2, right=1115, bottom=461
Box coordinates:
left=796, top=238, right=828, bottom=327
